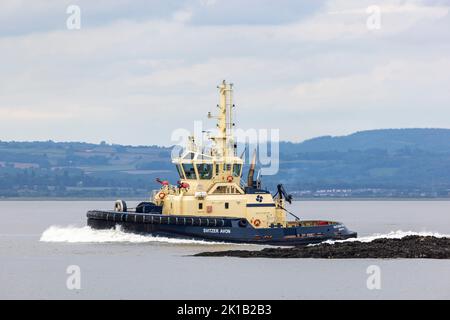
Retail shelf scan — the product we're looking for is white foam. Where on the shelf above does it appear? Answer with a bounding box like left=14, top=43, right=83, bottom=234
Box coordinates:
left=319, top=230, right=450, bottom=245
left=39, top=225, right=236, bottom=245
left=40, top=227, right=450, bottom=247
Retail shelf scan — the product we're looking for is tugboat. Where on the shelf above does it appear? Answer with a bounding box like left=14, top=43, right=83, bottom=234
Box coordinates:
left=87, top=81, right=357, bottom=245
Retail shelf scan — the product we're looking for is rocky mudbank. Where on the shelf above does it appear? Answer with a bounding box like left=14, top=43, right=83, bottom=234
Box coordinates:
left=195, top=236, right=450, bottom=259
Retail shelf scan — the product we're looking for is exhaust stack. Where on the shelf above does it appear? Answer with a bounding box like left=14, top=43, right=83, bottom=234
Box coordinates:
left=247, top=150, right=257, bottom=187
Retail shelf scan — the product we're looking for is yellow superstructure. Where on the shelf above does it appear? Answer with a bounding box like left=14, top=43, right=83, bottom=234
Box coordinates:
left=153, top=81, right=287, bottom=228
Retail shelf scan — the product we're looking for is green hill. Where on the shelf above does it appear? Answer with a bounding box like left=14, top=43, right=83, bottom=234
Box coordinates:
left=1, top=128, right=450, bottom=198
left=281, top=128, right=450, bottom=153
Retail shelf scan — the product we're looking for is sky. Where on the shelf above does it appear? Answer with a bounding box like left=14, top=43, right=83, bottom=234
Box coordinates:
left=0, top=0, right=449, bottom=146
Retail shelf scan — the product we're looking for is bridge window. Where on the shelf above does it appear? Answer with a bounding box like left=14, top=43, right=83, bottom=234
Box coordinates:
left=197, top=163, right=213, bottom=179
left=182, top=164, right=197, bottom=179
left=176, top=165, right=185, bottom=179
left=233, top=164, right=242, bottom=177
left=183, top=152, right=195, bottom=160
left=225, top=202, right=229, bottom=209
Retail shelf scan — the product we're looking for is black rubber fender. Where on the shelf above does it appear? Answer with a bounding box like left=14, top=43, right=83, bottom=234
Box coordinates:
left=238, top=218, right=249, bottom=228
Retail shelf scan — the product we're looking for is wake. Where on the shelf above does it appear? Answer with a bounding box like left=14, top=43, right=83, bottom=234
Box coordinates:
left=40, top=226, right=450, bottom=247
left=320, top=230, right=450, bottom=245
left=40, top=225, right=235, bottom=245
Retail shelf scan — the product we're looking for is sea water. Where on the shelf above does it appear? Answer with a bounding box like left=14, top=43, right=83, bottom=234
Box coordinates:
left=1, top=200, right=450, bottom=299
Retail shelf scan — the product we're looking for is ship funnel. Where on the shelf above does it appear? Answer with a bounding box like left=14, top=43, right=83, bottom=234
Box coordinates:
left=247, top=149, right=257, bottom=187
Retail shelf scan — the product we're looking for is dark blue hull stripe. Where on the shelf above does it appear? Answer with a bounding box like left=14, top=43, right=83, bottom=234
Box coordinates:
left=246, top=203, right=276, bottom=207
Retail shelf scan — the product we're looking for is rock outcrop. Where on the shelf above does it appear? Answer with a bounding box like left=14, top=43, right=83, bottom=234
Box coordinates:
left=195, top=236, right=450, bottom=259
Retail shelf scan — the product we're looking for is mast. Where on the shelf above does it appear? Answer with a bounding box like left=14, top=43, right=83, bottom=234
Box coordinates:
left=210, top=80, right=235, bottom=157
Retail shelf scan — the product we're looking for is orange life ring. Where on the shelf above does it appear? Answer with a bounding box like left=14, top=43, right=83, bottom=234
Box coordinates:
left=227, top=176, right=233, bottom=183
left=158, top=192, right=166, bottom=200
left=254, top=219, right=261, bottom=227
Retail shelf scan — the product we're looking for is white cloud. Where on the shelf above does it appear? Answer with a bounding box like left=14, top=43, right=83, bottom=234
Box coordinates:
left=199, top=0, right=218, bottom=7
left=0, top=0, right=449, bottom=144
left=172, top=9, right=193, bottom=23
left=288, top=58, right=450, bottom=112
left=0, top=108, right=74, bottom=120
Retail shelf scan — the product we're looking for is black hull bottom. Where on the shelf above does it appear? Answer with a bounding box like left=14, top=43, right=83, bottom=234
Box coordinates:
left=87, top=210, right=357, bottom=246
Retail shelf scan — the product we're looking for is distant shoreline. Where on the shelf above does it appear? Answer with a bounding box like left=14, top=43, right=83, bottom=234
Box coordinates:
left=1, top=197, right=450, bottom=201
left=3, top=131, right=450, bottom=199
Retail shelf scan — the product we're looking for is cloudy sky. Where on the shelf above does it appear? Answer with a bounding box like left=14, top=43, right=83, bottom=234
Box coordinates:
left=1, top=0, right=449, bottom=146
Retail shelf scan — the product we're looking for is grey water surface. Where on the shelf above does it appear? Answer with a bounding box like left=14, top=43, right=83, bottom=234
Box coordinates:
left=0, top=200, right=449, bottom=299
